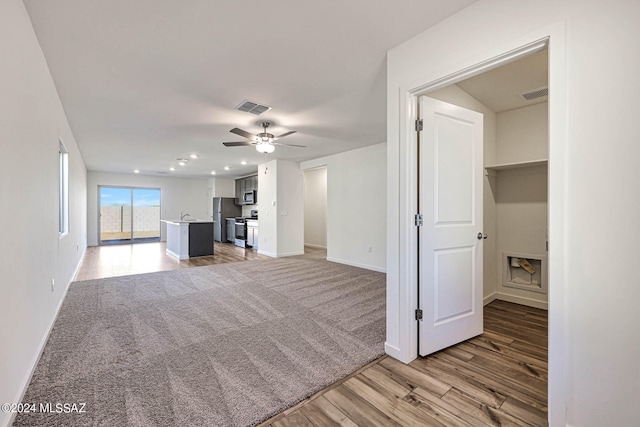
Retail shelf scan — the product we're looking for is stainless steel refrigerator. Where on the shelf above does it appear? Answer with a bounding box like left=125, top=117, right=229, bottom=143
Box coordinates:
left=213, top=197, right=241, bottom=242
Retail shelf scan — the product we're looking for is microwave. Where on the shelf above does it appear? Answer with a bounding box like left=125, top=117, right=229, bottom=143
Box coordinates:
left=242, top=190, right=256, bottom=204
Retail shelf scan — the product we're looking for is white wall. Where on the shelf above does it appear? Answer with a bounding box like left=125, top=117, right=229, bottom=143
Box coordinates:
left=496, top=102, right=548, bottom=164
left=494, top=103, right=548, bottom=307
left=0, top=2, right=87, bottom=426
left=258, top=160, right=304, bottom=257
left=258, top=161, right=277, bottom=255
left=386, top=1, right=640, bottom=425
left=206, top=177, right=236, bottom=220
left=427, top=85, right=497, bottom=301
left=212, top=178, right=235, bottom=198
left=277, top=161, right=304, bottom=256
left=302, top=143, right=386, bottom=272
left=87, top=172, right=209, bottom=245
left=304, top=168, right=328, bottom=248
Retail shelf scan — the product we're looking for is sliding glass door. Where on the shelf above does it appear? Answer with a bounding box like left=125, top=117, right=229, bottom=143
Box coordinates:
left=99, top=186, right=161, bottom=244
left=132, top=188, right=162, bottom=240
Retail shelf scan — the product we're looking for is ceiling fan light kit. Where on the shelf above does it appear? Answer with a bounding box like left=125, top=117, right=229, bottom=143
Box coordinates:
left=256, top=142, right=275, bottom=153
left=222, top=121, right=305, bottom=153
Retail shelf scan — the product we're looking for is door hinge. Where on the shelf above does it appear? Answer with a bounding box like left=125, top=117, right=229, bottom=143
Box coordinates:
left=415, top=309, right=423, bottom=321
left=414, top=214, right=423, bottom=227
left=415, top=119, right=423, bottom=132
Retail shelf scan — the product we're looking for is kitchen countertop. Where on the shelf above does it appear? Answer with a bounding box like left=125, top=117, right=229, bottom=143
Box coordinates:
left=162, top=219, right=213, bottom=224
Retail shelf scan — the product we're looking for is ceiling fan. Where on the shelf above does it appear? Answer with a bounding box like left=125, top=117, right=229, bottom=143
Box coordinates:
left=222, top=122, right=305, bottom=153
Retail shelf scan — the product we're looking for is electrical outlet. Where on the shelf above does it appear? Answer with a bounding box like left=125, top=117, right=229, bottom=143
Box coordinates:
left=368, top=246, right=372, bottom=253
left=51, top=279, right=55, bottom=292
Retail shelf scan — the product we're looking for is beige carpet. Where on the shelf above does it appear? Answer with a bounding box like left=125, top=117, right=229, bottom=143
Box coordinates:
left=15, top=258, right=386, bottom=426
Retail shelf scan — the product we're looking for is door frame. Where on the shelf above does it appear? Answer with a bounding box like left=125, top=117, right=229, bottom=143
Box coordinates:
left=389, top=23, right=567, bottom=425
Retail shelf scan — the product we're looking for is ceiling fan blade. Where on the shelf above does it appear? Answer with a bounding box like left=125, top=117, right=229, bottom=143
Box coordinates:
left=223, top=141, right=255, bottom=147
left=230, top=128, right=257, bottom=140
left=272, top=142, right=306, bottom=147
left=274, top=130, right=297, bottom=139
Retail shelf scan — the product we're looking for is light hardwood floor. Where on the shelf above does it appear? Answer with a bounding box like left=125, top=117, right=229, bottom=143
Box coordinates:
left=262, top=300, right=548, bottom=427
left=74, top=241, right=270, bottom=281
left=74, top=243, right=548, bottom=426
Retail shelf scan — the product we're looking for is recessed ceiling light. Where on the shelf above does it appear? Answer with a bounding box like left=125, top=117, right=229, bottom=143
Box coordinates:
left=179, top=162, right=186, bottom=166
left=224, top=166, right=230, bottom=170
left=134, top=169, right=139, bottom=174
left=211, top=171, right=216, bottom=175
left=190, top=154, right=198, bottom=159
left=241, top=161, right=247, bottom=165
left=169, top=167, right=175, bottom=171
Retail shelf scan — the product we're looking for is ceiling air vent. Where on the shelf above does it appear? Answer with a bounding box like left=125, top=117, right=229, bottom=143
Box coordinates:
left=520, top=86, right=549, bottom=101
left=235, top=100, right=272, bottom=115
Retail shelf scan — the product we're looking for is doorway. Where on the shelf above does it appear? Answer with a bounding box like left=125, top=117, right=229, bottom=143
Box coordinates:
left=418, top=46, right=549, bottom=353
left=303, top=167, right=327, bottom=256
left=99, top=186, right=161, bottom=244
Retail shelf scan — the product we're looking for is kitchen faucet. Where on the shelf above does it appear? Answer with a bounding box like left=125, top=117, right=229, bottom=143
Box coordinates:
left=180, top=212, right=190, bottom=221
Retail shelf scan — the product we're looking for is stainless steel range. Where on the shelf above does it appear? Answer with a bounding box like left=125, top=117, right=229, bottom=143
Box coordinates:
left=234, top=211, right=258, bottom=248
left=234, top=217, right=247, bottom=248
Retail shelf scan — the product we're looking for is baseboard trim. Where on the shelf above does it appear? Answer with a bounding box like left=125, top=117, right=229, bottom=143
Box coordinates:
left=257, top=249, right=306, bottom=258
left=257, top=249, right=276, bottom=257
left=166, top=248, right=188, bottom=260
left=72, top=245, right=87, bottom=282
left=488, top=292, right=548, bottom=310
left=5, top=249, right=85, bottom=427
left=304, top=243, right=327, bottom=250
left=483, top=292, right=498, bottom=306
left=384, top=342, right=402, bottom=360
left=326, top=257, right=386, bottom=273
left=278, top=251, right=306, bottom=257
left=384, top=342, right=416, bottom=364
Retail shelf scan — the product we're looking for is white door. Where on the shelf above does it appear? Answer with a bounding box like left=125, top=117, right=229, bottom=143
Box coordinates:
left=419, top=96, right=484, bottom=356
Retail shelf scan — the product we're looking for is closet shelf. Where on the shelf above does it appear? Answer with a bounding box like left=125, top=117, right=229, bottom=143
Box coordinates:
left=485, top=159, right=547, bottom=176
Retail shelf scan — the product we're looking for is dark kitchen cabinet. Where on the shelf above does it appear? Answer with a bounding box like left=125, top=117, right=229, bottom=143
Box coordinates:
left=235, top=179, right=243, bottom=205
left=235, top=174, right=259, bottom=204
left=244, top=176, right=255, bottom=191
left=188, top=222, right=214, bottom=257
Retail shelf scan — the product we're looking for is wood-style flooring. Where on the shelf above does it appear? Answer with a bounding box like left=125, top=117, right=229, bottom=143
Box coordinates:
left=73, top=243, right=548, bottom=426
left=74, top=241, right=270, bottom=280
left=262, top=300, right=548, bottom=427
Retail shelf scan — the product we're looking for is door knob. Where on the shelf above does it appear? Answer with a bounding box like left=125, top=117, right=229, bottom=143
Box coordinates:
left=477, top=232, right=488, bottom=240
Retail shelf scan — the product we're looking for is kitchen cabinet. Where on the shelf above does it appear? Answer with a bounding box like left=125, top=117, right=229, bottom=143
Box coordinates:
left=226, top=218, right=236, bottom=242
left=235, top=179, right=243, bottom=205
left=189, top=222, right=214, bottom=257
left=235, top=174, right=259, bottom=204
left=163, top=220, right=214, bottom=259
left=246, top=175, right=257, bottom=191
left=247, top=219, right=258, bottom=249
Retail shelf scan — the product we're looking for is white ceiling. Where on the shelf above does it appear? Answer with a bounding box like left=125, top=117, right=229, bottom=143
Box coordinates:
left=23, top=0, right=478, bottom=178
left=456, top=49, right=548, bottom=113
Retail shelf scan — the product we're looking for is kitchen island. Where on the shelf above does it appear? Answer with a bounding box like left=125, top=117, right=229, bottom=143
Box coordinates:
left=162, top=220, right=214, bottom=259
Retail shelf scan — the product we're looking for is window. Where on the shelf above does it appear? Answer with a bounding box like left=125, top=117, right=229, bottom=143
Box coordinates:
left=59, top=140, right=69, bottom=235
